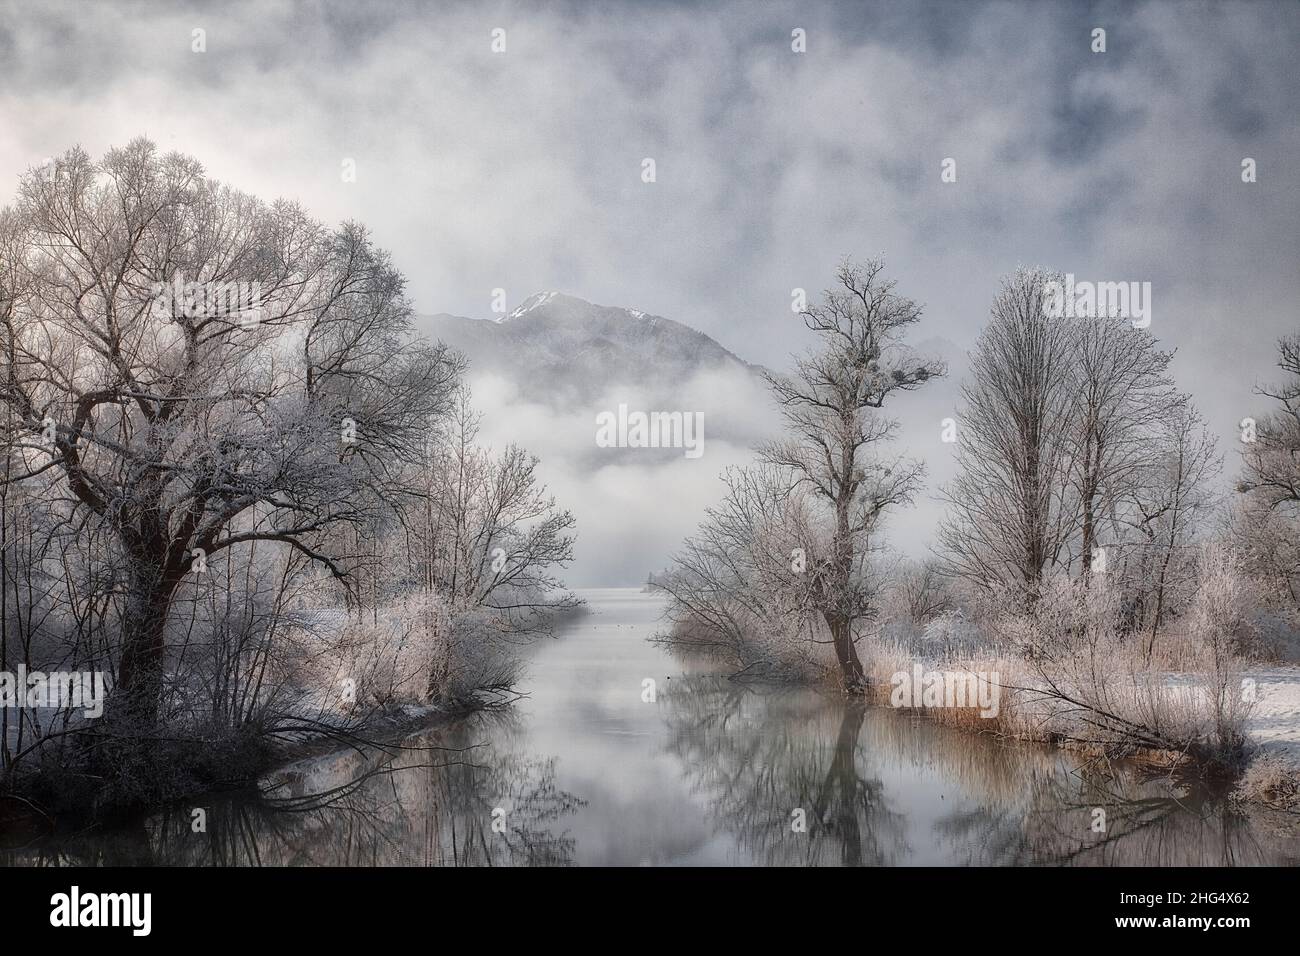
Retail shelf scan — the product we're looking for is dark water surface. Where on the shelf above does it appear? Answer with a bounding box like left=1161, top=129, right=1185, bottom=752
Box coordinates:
left=7, top=589, right=1300, bottom=866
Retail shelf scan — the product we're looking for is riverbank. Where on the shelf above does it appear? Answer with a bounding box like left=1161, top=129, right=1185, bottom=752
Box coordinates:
left=7, top=590, right=1300, bottom=865
left=0, top=695, right=479, bottom=833
left=854, top=638, right=1300, bottom=811
left=1233, top=668, right=1300, bottom=810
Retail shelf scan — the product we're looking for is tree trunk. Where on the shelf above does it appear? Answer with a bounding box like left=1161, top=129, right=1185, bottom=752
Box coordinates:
left=1021, top=423, right=1046, bottom=593
left=827, top=615, right=866, bottom=690
left=1080, top=431, right=1102, bottom=580
left=113, top=560, right=179, bottom=728
left=827, top=472, right=868, bottom=691
left=1146, top=544, right=1173, bottom=660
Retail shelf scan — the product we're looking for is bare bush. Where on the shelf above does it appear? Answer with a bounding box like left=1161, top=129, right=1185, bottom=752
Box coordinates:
left=988, top=556, right=1251, bottom=767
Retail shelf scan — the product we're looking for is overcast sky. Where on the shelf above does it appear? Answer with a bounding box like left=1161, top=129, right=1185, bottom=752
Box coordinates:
left=2, top=0, right=1297, bottom=582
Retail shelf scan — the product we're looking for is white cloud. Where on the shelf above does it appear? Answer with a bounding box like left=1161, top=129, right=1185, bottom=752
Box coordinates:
left=2, top=0, right=1295, bottom=582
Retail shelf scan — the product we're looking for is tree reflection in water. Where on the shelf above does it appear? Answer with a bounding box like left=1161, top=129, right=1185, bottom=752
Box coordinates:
left=5, top=671, right=1300, bottom=867
left=3, top=711, right=584, bottom=867
left=659, top=673, right=1300, bottom=866
left=660, top=675, right=907, bottom=865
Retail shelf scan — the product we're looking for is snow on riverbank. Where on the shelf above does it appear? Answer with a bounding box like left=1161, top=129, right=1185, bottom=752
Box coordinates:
left=1232, top=666, right=1300, bottom=811
left=1242, top=667, right=1300, bottom=765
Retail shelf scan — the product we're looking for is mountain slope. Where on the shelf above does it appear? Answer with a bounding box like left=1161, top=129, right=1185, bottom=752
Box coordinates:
left=415, top=291, right=965, bottom=585
left=421, top=292, right=762, bottom=406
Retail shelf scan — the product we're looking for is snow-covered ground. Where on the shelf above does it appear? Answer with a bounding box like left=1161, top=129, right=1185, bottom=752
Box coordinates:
left=1242, top=667, right=1300, bottom=769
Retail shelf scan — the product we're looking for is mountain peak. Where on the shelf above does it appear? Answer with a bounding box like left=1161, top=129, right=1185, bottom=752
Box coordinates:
left=501, top=291, right=657, bottom=325
left=422, top=292, right=761, bottom=408
left=502, top=291, right=564, bottom=322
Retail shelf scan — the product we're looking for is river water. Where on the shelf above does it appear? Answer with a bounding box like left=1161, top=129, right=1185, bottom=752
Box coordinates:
left=9, top=589, right=1300, bottom=865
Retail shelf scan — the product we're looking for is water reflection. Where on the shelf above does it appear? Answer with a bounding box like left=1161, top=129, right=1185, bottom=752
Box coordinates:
left=3, top=590, right=1298, bottom=866
left=661, top=675, right=1300, bottom=866
left=661, top=677, right=906, bottom=865
left=3, top=712, right=584, bottom=867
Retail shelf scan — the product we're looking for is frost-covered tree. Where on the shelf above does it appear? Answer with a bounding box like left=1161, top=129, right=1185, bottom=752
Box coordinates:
left=1234, top=332, right=1300, bottom=612
left=1124, top=403, right=1221, bottom=654
left=940, top=268, right=1194, bottom=600
left=1239, top=333, right=1300, bottom=508
left=658, top=464, right=830, bottom=676
left=938, top=269, right=1078, bottom=594
left=760, top=259, right=944, bottom=687
left=663, top=259, right=943, bottom=688
left=0, top=140, right=461, bottom=726
left=1068, top=310, right=1178, bottom=575
left=402, top=386, right=579, bottom=696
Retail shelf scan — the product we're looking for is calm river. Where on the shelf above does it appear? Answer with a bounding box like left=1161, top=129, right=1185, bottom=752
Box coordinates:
left=8, top=589, right=1300, bottom=866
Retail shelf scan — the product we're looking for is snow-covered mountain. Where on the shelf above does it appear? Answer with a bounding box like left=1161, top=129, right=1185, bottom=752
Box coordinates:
left=421, top=292, right=764, bottom=407
left=415, top=291, right=964, bottom=586
left=416, top=292, right=780, bottom=585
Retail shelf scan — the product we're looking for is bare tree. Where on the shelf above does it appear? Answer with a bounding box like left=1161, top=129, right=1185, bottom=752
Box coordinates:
left=893, top=558, right=956, bottom=627
left=1234, top=332, right=1300, bottom=613
left=1068, top=315, right=1178, bottom=576
left=938, top=268, right=1079, bottom=595
left=658, top=464, right=828, bottom=676
left=415, top=387, right=577, bottom=622
left=1239, top=333, right=1300, bottom=508
left=403, top=386, right=579, bottom=697
left=761, top=258, right=944, bottom=688
left=0, top=140, right=461, bottom=727
left=940, top=269, right=1191, bottom=602
left=1124, top=403, right=1221, bottom=655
